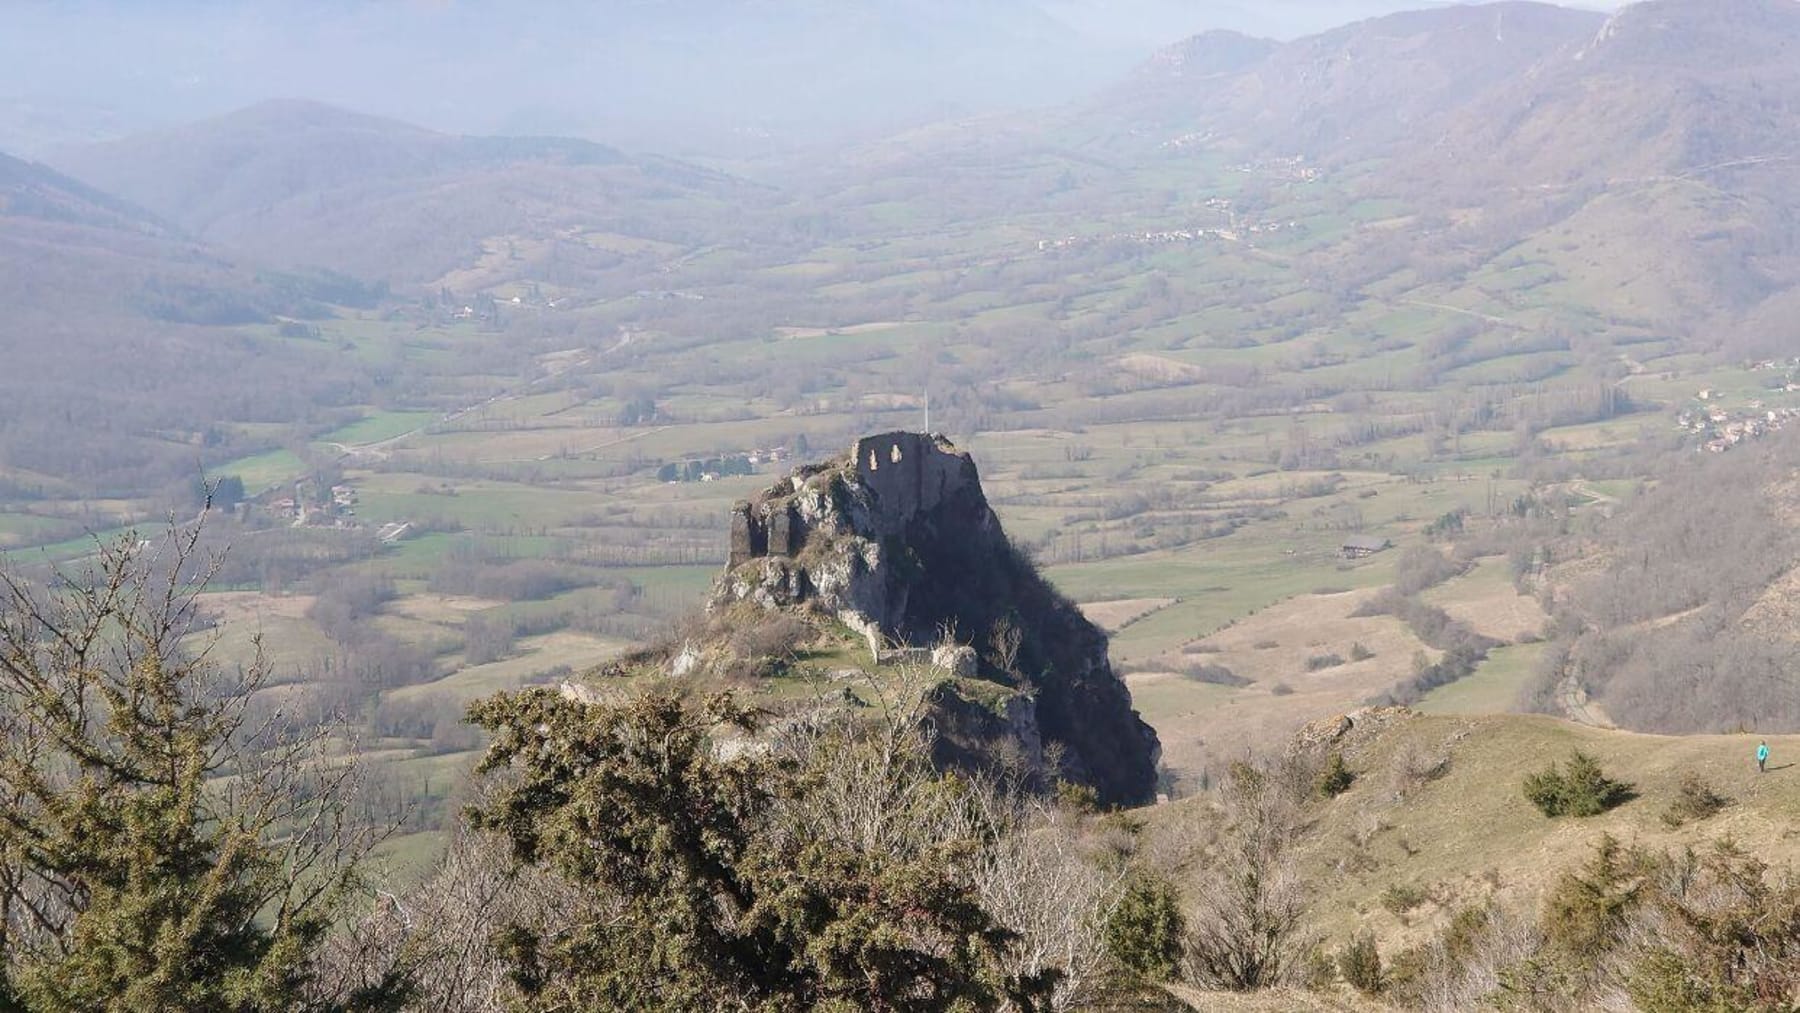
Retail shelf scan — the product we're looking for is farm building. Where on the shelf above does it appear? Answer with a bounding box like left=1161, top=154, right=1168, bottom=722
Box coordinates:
left=1340, top=534, right=1391, bottom=559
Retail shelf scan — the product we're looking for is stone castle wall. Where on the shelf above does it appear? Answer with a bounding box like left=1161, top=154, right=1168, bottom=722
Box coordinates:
left=728, top=503, right=763, bottom=569
left=851, top=432, right=971, bottom=533
left=729, top=500, right=801, bottom=569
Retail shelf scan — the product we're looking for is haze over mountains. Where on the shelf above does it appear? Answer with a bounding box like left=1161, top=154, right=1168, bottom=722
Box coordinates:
left=1111, top=2, right=1609, bottom=161
left=0, top=0, right=1627, bottom=156
left=50, top=100, right=754, bottom=282
left=0, top=151, right=377, bottom=497
left=25, top=0, right=1792, bottom=331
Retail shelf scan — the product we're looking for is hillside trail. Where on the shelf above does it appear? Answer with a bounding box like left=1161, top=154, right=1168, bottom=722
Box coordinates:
left=1556, top=671, right=1614, bottom=729
left=1567, top=479, right=1619, bottom=519
left=1530, top=605, right=1616, bottom=729
left=1515, top=153, right=1798, bottom=196
left=1398, top=298, right=1525, bottom=330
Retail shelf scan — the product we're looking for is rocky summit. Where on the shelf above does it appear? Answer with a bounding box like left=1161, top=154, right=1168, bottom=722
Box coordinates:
left=712, top=432, right=1161, bottom=806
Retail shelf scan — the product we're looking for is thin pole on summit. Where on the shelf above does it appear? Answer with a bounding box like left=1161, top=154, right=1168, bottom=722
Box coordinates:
left=924, top=390, right=930, bottom=434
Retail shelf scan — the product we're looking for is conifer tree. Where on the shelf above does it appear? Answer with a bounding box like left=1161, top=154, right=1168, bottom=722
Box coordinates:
left=466, top=684, right=1059, bottom=1011
left=0, top=526, right=408, bottom=1012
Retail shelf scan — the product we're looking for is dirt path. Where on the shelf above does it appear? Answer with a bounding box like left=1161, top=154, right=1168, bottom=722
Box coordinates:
left=1541, top=631, right=1614, bottom=729
left=1399, top=298, right=1526, bottom=330
left=1556, top=671, right=1614, bottom=729
left=1568, top=479, right=1618, bottom=512
left=563, top=425, right=673, bottom=459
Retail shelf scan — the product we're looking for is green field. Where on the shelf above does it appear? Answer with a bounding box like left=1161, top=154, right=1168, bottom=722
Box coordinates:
left=320, top=410, right=439, bottom=446
left=219, top=448, right=308, bottom=491
left=1416, top=642, right=1548, bottom=716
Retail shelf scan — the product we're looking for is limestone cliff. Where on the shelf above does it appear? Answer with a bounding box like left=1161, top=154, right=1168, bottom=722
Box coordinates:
left=711, top=432, right=1161, bottom=806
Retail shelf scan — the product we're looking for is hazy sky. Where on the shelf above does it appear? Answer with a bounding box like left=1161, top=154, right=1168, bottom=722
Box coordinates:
left=0, top=0, right=1631, bottom=155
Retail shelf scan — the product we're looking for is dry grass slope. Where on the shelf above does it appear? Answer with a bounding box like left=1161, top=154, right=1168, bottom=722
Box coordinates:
left=1150, top=710, right=1800, bottom=959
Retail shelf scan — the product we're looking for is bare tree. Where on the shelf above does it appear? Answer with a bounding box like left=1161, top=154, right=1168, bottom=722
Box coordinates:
left=321, top=826, right=586, bottom=1013
left=974, top=805, right=1126, bottom=1012
left=1411, top=905, right=1542, bottom=1013
left=771, top=664, right=1126, bottom=1012
left=1182, top=761, right=1309, bottom=991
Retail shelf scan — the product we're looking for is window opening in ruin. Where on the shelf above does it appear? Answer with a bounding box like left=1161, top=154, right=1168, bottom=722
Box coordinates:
left=890, top=444, right=903, bottom=463
left=868, top=449, right=879, bottom=471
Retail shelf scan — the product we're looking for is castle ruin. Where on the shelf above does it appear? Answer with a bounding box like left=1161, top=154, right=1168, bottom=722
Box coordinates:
left=726, top=431, right=967, bottom=569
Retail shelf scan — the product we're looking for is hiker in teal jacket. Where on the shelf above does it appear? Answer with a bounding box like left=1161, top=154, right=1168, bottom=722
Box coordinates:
left=1758, top=740, right=1770, bottom=773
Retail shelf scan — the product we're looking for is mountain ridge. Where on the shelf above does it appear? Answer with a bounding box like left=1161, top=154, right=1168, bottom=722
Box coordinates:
left=47, top=99, right=755, bottom=283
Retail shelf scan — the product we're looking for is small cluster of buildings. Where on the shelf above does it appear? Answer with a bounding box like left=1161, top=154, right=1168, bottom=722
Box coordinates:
left=264, top=482, right=359, bottom=525
left=1747, top=358, right=1800, bottom=375
left=1036, top=220, right=1298, bottom=253
left=746, top=447, right=788, bottom=467
left=1340, top=534, right=1392, bottom=559
left=1231, top=155, right=1321, bottom=183
left=449, top=292, right=567, bottom=321
left=1677, top=393, right=1800, bottom=453
left=659, top=446, right=790, bottom=484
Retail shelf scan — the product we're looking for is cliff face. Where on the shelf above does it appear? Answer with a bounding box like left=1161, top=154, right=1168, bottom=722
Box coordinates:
left=712, top=432, right=1161, bottom=806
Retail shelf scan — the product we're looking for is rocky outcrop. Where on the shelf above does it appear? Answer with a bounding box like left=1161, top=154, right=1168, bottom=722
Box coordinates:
left=711, top=432, right=1161, bottom=806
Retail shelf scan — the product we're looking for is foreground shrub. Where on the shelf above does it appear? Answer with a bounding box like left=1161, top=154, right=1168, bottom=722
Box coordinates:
left=726, top=614, right=812, bottom=677
left=0, top=529, right=406, bottom=1011
left=1381, top=883, right=1429, bottom=917
left=1524, top=750, right=1633, bottom=817
left=1542, top=834, right=1649, bottom=966
left=1316, top=752, right=1354, bottom=798
left=1384, top=903, right=1538, bottom=1009
left=1055, top=779, right=1100, bottom=813
left=1624, top=840, right=1800, bottom=1011
left=1385, top=837, right=1800, bottom=1010
left=1388, top=740, right=1451, bottom=797
left=1103, top=875, right=1186, bottom=982
left=466, top=687, right=1062, bottom=1011
left=1336, top=932, right=1384, bottom=995
left=1660, top=772, right=1729, bottom=828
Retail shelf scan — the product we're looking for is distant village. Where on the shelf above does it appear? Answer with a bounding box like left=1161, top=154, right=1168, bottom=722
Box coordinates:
left=1037, top=198, right=1300, bottom=254
left=1231, top=155, right=1323, bottom=183
left=1156, top=137, right=1326, bottom=184
left=246, top=444, right=795, bottom=539
left=442, top=286, right=568, bottom=324
left=1679, top=363, right=1800, bottom=453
